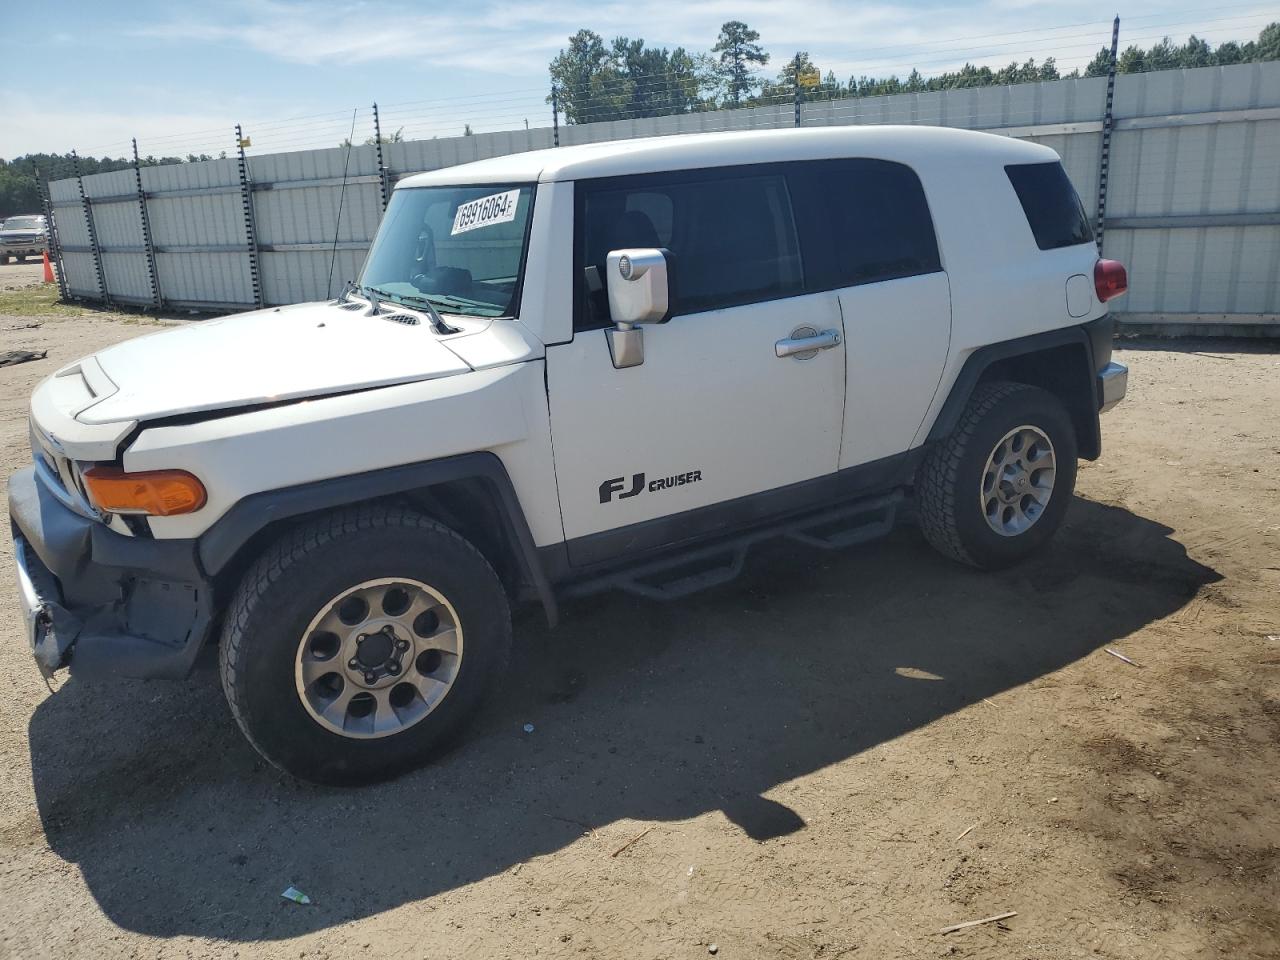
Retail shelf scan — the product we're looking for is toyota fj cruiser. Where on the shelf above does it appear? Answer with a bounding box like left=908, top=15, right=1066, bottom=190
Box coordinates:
left=10, top=127, right=1128, bottom=784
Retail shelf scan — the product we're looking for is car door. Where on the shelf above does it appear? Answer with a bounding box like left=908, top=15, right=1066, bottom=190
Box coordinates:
left=545, top=166, right=846, bottom=567
left=787, top=159, right=952, bottom=469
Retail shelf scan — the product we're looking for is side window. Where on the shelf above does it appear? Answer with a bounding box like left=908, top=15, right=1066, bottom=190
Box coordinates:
left=576, top=171, right=803, bottom=330
left=789, top=159, right=941, bottom=289
left=1005, top=161, right=1093, bottom=250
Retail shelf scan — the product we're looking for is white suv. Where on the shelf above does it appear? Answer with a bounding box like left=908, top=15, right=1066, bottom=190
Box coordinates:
left=10, top=127, right=1128, bottom=784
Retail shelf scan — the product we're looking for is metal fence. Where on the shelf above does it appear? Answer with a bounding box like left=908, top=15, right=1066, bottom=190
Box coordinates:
left=46, top=59, right=1280, bottom=333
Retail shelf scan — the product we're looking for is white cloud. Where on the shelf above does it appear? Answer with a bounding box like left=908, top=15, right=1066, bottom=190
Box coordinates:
left=0, top=93, right=238, bottom=160
left=10, top=0, right=1278, bottom=158
left=126, top=0, right=1279, bottom=82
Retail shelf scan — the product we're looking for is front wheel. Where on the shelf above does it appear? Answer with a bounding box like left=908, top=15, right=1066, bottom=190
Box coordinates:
left=219, top=506, right=511, bottom=785
left=915, top=381, right=1077, bottom=569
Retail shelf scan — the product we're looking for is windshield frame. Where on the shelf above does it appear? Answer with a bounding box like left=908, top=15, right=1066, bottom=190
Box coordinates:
left=359, top=181, right=538, bottom=321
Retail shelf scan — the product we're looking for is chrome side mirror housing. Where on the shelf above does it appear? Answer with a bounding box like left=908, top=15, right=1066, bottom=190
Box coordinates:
left=604, top=248, right=671, bottom=369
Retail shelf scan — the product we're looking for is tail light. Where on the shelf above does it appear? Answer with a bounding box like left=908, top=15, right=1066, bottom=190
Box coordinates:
left=83, top=467, right=207, bottom=516
left=1094, top=258, right=1128, bottom=302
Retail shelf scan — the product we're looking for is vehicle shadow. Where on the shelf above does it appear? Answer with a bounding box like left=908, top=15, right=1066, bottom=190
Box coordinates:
left=26, top=496, right=1218, bottom=942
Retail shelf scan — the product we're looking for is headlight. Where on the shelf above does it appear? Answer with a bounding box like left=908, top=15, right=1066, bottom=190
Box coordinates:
left=82, top=467, right=207, bottom=516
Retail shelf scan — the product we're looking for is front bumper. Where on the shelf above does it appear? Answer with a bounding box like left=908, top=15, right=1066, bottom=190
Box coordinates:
left=8, top=465, right=214, bottom=680
left=1098, top=361, right=1128, bottom=414
left=0, top=241, right=46, bottom=257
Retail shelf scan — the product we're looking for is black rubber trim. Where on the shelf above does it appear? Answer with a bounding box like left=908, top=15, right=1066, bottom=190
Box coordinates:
left=197, top=452, right=558, bottom=626
left=926, top=321, right=1103, bottom=456
left=542, top=450, right=919, bottom=579
left=1084, top=313, right=1114, bottom=374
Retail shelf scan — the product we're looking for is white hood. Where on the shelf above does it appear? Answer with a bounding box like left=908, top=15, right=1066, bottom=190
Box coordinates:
left=78, top=301, right=474, bottom=425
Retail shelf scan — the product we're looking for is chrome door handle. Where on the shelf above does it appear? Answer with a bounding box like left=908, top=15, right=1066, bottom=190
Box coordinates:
left=775, top=328, right=842, bottom=358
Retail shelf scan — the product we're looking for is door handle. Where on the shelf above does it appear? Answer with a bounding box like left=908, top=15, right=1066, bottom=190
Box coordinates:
left=775, top=328, right=842, bottom=358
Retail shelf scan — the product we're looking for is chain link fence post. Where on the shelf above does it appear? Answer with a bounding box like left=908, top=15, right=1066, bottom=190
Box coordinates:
left=36, top=170, right=70, bottom=301
left=372, top=102, right=390, bottom=213
left=1095, top=16, right=1120, bottom=253
left=235, top=124, right=264, bottom=308
left=794, top=53, right=802, bottom=127
left=72, top=150, right=109, bottom=305
left=132, top=138, right=163, bottom=310
left=552, top=86, right=561, bottom=146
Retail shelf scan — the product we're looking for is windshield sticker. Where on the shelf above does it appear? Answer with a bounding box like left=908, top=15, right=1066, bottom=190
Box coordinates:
left=451, top=189, right=520, bottom=236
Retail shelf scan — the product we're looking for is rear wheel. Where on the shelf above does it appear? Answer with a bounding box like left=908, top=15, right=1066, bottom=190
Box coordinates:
left=916, top=381, right=1077, bottom=569
left=219, top=506, right=511, bottom=785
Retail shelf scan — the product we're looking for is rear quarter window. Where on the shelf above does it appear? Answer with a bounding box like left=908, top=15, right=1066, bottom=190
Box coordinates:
left=1005, top=162, right=1093, bottom=250
left=788, top=158, right=941, bottom=289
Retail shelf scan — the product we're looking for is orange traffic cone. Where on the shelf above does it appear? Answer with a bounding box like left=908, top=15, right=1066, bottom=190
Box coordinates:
left=42, top=250, right=55, bottom=284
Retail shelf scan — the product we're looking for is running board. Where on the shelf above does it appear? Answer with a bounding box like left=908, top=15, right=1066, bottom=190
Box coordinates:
left=564, top=490, right=903, bottom=602
left=607, top=544, right=747, bottom=601
left=786, top=495, right=899, bottom=550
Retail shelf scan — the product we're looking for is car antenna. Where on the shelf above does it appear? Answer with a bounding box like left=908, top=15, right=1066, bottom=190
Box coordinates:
left=327, top=108, right=358, bottom=302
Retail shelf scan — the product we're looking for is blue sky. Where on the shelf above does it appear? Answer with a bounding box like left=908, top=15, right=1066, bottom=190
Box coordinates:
left=2, top=0, right=1275, bottom=159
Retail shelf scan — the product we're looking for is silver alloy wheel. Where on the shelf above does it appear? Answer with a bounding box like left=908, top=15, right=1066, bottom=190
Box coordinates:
left=294, top=577, right=463, bottom=739
left=979, top=424, right=1057, bottom=537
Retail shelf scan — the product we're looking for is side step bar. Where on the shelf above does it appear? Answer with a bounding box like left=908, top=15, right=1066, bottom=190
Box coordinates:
left=786, top=496, right=899, bottom=551
left=564, top=491, right=903, bottom=602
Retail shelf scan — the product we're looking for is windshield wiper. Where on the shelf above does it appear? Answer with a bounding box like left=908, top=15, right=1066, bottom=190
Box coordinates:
left=365, top=287, right=460, bottom=335
left=421, top=293, right=503, bottom=313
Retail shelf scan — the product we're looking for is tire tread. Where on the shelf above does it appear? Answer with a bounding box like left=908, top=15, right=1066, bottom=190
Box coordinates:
left=218, top=504, right=507, bottom=778
left=916, top=381, right=1038, bottom=567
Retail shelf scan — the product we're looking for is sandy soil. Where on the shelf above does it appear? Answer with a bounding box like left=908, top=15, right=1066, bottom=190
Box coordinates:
left=1, top=260, right=1278, bottom=959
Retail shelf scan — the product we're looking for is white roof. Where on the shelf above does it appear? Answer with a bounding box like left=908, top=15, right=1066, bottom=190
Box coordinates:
left=397, top=125, right=1056, bottom=188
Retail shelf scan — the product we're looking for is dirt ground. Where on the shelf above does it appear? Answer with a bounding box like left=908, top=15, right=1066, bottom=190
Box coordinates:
left=1, top=260, right=1278, bottom=959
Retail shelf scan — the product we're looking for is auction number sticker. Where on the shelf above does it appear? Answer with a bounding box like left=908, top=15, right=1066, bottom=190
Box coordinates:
left=451, top=189, right=520, bottom=235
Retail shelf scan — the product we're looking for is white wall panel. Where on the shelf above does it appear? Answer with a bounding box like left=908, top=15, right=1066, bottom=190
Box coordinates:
left=45, top=61, right=1280, bottom=328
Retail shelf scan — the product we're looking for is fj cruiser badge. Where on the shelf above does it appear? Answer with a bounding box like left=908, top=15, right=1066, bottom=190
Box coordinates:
left=599, top=470, right=703, bottom=504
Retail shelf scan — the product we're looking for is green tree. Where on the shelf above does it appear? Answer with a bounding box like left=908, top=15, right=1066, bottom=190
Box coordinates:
left=0, top=152, right=209, bottom=218
left=1083, top=47, right=1113, bottom=77
left=1255, top=22, right=1280, bottom=60
left=1178, top=35, right=1213, bottom=68
left=763, top=52, right=820, bottom=102
left=1144, top=38, right=1180, bottom=71
left=1116, top=44, right=1147, bottom=74
left=1214, top=41, right=1244, bottom=65
left=549, top=30, right=615, bottom=123
left=548, top=29, right=708, bottom=123
left=712, top=20, right=769, bottom=105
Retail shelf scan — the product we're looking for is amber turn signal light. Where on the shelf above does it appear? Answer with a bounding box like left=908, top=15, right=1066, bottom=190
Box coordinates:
left=82, top=467, right=207, bottom=517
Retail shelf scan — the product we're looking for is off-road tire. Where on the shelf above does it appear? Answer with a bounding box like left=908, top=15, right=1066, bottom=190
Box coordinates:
left=916, top=381, right=1077, bottom=569
left=219, top=505, right=511, bottom=785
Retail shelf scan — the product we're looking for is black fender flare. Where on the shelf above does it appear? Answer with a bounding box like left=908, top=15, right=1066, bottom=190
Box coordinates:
left=197, top=452, right=558, bottom=626
left=925, top=320, right=1105, bottom=460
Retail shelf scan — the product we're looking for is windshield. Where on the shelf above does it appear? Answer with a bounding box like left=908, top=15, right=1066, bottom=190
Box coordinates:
left=3, top=217, right=44, bottom=230
left=360, top=183, right=534, bottom=318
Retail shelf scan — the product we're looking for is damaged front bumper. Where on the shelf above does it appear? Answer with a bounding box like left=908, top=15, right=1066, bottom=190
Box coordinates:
left=8, top=465, right=215, bottom=681
left=14, top=534, right=72, bottom=678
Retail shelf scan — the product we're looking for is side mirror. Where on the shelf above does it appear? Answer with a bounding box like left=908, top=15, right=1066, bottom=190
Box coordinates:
left=604, top=248, right=670, bottom=369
